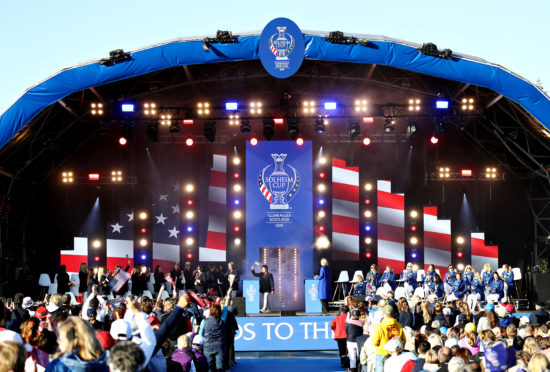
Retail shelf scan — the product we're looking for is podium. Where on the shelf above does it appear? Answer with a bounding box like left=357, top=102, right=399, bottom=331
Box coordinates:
left=305, top=279, right=322, bottom=313
left=243, top=280, right=260, bottom=314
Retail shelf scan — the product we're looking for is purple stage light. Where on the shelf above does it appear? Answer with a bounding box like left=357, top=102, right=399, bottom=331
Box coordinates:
left=234, top=199, right=240, bottom=206
left=411, top=252, right=418, bottom=259
left=187, top=226, right=193, bottom=232
left=141, top=254, right=147, bottom=260
left=364, top=225, right=371, bottom=232
left=319, top=198, right=325, bottom=205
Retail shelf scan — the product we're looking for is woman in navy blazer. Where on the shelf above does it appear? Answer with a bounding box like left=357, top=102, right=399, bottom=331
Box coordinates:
left=315, top=258, right=331, bottom=314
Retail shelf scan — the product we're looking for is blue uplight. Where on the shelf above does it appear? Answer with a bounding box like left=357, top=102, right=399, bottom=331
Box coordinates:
left=234, top=199, right=240, bottom=206
left=411, top=252, right=418, bottom=259
left=225, top=102, right=238, bottom=111
left=364, top=225, right=372, bottom=232
left=141, top=254, right=147, bottom=260
left=435, top=100, right=449, bottom=109
left=187, top=226, right=193, bottom=232
left=121, top=103, right=135, bottom=112
left=324, top=102, right=337, bottom=110
left=319, top=198, right=325, bottom=205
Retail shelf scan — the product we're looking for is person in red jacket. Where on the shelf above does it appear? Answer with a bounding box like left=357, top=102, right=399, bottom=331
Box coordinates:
left=330, top=305, right=349, bottom=368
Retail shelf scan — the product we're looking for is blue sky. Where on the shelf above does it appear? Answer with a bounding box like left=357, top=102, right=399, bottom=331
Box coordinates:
left=0, top=0, right=548, bottom=115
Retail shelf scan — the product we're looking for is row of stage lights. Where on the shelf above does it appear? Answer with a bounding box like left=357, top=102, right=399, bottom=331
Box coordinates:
left=91, top=97, right=476, bottom=145
left=62, top=170, right=123, bottom=183
left=436, top=167, right=500, bottom=180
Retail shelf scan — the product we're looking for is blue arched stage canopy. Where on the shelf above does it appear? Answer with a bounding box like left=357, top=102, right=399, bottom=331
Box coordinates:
left=1, top=31, right=550, bottom=150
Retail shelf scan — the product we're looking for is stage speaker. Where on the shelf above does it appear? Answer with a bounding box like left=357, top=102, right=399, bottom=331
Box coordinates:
left=281, top=310, right=296, bottom=316
left=232, top=297, right=246, bottom=317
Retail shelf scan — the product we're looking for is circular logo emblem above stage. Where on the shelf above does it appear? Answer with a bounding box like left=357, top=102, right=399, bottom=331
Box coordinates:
left=259, top=18, right=305, bottom=79
left=258, top=153, right=301, bottom=210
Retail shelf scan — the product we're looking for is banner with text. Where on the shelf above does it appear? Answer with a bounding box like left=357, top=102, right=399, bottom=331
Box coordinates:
left=245, top=141, right=313, bottom=311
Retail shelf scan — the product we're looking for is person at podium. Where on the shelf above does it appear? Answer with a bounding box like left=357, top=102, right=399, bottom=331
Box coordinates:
left=314, top=258, right=332, bottom=314
left=251, top=263, right=274, bottom=313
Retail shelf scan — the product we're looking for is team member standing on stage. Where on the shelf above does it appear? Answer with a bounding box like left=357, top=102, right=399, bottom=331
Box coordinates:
left=222, top=262, right=240, bottom=298
left=367, top=264, right=381, bottom=292
left=314, top=258, right=331, bottom=314
left=423, top=264, right=437, bottom=297
left=251, top=263, right=274, bottom=313
left=502, top=264, right=515, bottom=298
left=400, top=262, right=418, bottom=295
left=481, top=263, right=493, bottom=299
left=487, top=271, right=504, bottom=303
left=444, top=265, right=457, bottom=297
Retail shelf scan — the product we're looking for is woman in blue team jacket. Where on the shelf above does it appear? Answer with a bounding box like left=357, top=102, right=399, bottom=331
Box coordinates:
left=400, top=262, right=418, bottom=293
left=502, top=264, right=515, bottom=298
left=366, top=264, right=380, bottom=289
left=488, top=271, right=504, bottom=303
left=448, top=272, right=467, bottom=300
left=314, top=258, right=331, bottom=314
left=434, top=274, right=445, bottom=299
left=380, top=265, right=396, bottom=290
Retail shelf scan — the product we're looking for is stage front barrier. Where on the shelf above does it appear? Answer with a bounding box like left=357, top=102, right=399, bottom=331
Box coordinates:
left=234, top=316, right=336, bottom=351
left=243, top=280, right=260, bottom=315
left=305, top=279, right=322, bottom=313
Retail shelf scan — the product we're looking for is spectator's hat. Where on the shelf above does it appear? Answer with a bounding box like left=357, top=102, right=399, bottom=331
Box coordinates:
left=87, top=308, right=97, bottom=319
left=465, top=322, right=476, bottom=333
left=519, top=316, right=529, bottom=325
left=484, top=303, right=494, bottom=312
left=192, top=335, right=204, bottom=347
left=535, top=301, right=545, bottom=308
left=110, top=319, right=132, bottom=341
left=443, top=307, right=452, bottom=316
left=428, top=294, right=437, bottom=302
left=35, top=306, right=49, bottom=319
left=22, top=297, right=33, bottom=309
left=46, top=303, right=59, bottom=313
left=384, top=337, right=403, bottom=352
left=96, top=331, right=116, bottom=350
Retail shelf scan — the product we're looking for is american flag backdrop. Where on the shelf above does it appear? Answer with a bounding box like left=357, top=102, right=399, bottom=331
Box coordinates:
left=377, top=180, right=405, bottom=272
left=199, top=154, right=227, bottom=262
left=471, top=232, right=499, bottom=272
left=106, top=210, right=134, bottom=272
left=152, top=186, right=181, bottom=273
left=60, top=237, right=88, bottom=274
left=331, top=158, right=360, bottom=260
left=423, top=206, right=451, bottom=277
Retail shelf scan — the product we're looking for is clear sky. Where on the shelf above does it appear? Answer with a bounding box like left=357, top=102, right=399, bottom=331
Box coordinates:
left=0, top=0, right=548, bottom=115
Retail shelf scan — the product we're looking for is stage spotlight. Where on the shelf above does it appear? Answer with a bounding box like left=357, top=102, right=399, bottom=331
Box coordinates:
left=91, top=102, right=104, bottom=116
left=233, top=157, right=241, bottom=165
left=365, top=250, right=372, bottom=259
left=410, top=236, right=418, bottom=245
left=349, top=120, right=360, bottom=140
left=319, top=225, right=325, bottom=232
left=319, top=156, right=327, bottom=165
left=234, top=226, right=240, bottom=233
left=94, top=256, right=101, bottom=262
left=169, top=121, right=180, bottom=134
left=186, top=252, right=193, bottom=260
left=324, top=102, right=337, bottom=110
left=364, top=237, right=372, bottom=245
left=240, top=119, right=251, bottom=133
left=456, top=236, right=465, bottom=245
left=364, top=224, right=371, bottom=232
left=318, top=210, right=326, bottom=219
left=457, top=250, right=464, bottom=258
left=461, top=98, right=475, bottom=111
left=411, top=224, right=417, bottom=232
left=92, top=239, right=101, bottom=248
left=186, top=226, right=193, bottom=232
left=410, top=210, right=418, bottom=218
left=430, top=136, right=439, bottom=144
left=225, top=102, right=238, bottom=111
left=262, top=119, right=275, bottom=140
left=143, top=103, right=157, bottom=116
left=314, top=117, right=325, bottom=133
left=316, top=236, right=330, bottom=249
left=319, top=172, right=326, bottom=179
left=233, top=210, right=242, bottom=219
left=118, top=137, right=128, bottom=146
left=233, top=184, right=242, bottom=192
left=197, top=102, right=210, bottom=116
left=364, top=199, right=371, bottom=205
left=485, top=167, right=497, bottom=179
left=435, top=100, right=449, bottom=109
left=364, top=210, right=372, bottom=218
left=439, top=167, right=451, bottom=178
left=461, top=169, right=472, bottom=177
left=234, top=238, right=241, bottom=246
left=318, top=198, right=325, bottom=205
left=185, top=138, right=194, bottom=147
left=186, top=211, right=194, bottom=219
left=287, top=119, right=300, bottom=140
left=185, top=184, right=194, bottom=192
left=186, top=237, right=194, bottom=246
left=364, top=183, right=373, bottom=191
left=362, top=137, right=371, bottom=146
left=233, top=199, right=240, bottom=206
left=139, top=211, right=148, bottom=220
left=296, top=137, right=304, bottom=146
left=250, top=137, right=258, bottom=146
left=406, top=120, right=418, bottom=140
left=203, top=121, right=216, bottom=142
left=229, top=114, right=240, bottom=126
left=384, top=118, right=395, bottom=132
left=411, top=250, right=418, bottom=259
left=233, top=172, right=240, bottom=179
left=139, top=238, right=148, bottom=247
left=62, top=171, right=74, bottom=183
left=354, top=99, right=368, bottom=113
left=362, top=117, right=374, bottom=124
left=457, top=263, right=465, bottom=271
left=250, top=101, right=262, bottom=115
left=274, top=118, right=284, bottom=125
left=186, top=199, right=194, bottom=206
left=141, top=254, right=147, bottom=260
left=140, top=227, right=147, bottom=234
left=146, top=122, right=159, bottom=142
left=317, top=184, right=326, bottom=192
left=302, top=101, right=316, bottom=115
left=121, top=103, right=135, bottom=112
left=111, top=170, right=123, bottom=182
left=182, top=119, right=194, bottom=125
left=408, top=99, right=421, bottom=111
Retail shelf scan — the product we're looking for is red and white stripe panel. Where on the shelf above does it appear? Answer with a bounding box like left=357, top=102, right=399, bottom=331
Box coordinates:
left=471, top=232, right=499, bottom=272
left=107, top=239, right=134, bottom=273
left=331, top=158, right=359, bottom=260
left=153, top=242, right=180, bottom=274
left=200, top=154, right=227, bottom=261
left=377, top=180, right=405, bottom=272
left=60, top=237, right=88, bottom=273
left=423, top=206, right=451, bottom=278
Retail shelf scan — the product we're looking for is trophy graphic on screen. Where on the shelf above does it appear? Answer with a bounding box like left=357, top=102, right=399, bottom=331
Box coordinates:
left=271, top=26, right=295, bottom=60
left=258, top=153, right=301, bottom=210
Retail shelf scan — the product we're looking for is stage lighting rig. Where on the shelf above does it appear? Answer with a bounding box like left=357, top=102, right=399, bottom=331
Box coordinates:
left=303, top=101, right=317, bottom=115
left=384, top=118, right=395, bottom=132
left=121, top=121, right=133, bottom=143
left=287, top=119, right=300, bottom=140
left=349, top=120, right=360, bottom=140
left=461, top=98, right=475, bottom=111
left=202, top=30, right=238, bottom=52
left=249, top=102, right=262, bottom=115
left=325, top=31, right=369, bottom=46
left=418, top=43, right=453, bottom=59
left=169, top=121, right=180, bottom=134
left=90, top=103, right=104, bottom=116
left=203, top=121, right=216, bottom=143
left=262, top=119, right=275, bottom=140
left=146, top=121, right=159, bottom=142
left=314, top=117, right=326, bottom=133
left=99, top=49, right=132, bottom=65
left=240, top=119, right=251, bottom=133
left=406, top=120, right=418, bottom=140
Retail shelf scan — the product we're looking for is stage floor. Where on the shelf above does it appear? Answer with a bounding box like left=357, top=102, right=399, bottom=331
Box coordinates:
left=234, top=351, right=340, bottom=372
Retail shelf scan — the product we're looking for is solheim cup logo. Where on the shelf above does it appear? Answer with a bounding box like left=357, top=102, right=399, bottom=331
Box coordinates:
left=269, top=26, right=295, bottom=62
left=258, top=153, right=301, bottom=209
